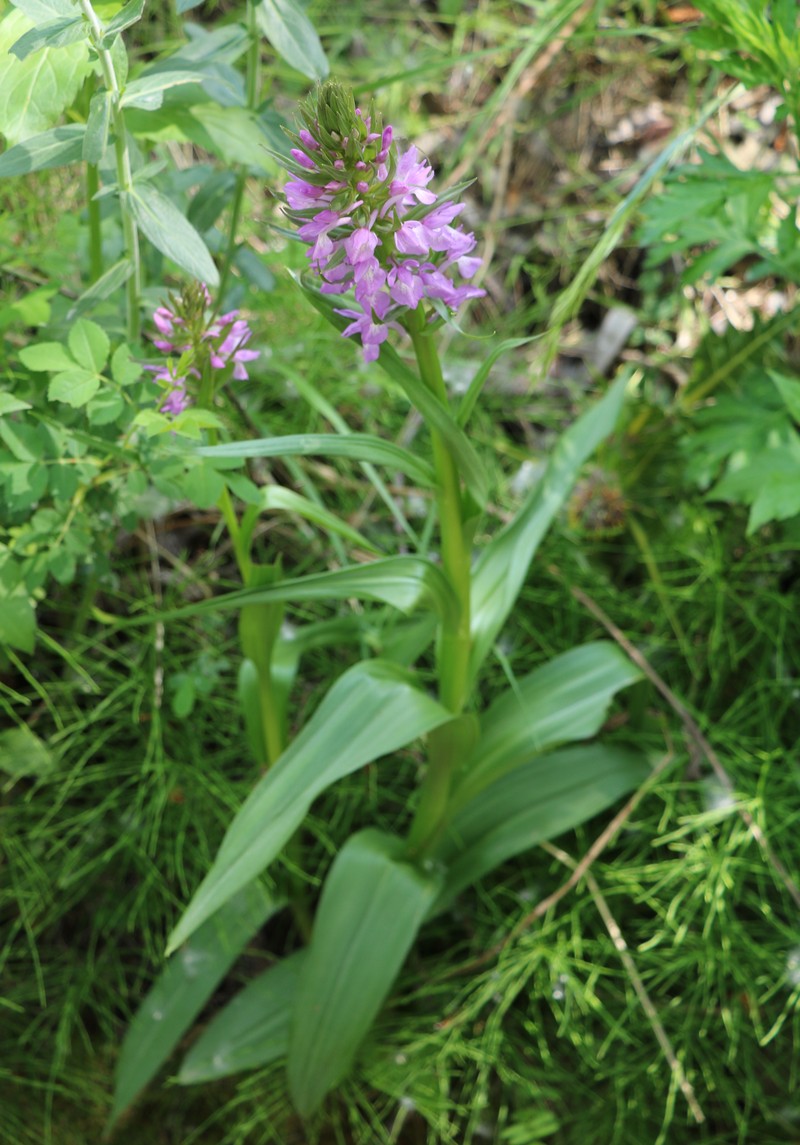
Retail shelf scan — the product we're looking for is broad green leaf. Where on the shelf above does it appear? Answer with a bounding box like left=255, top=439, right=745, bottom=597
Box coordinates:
left=454, top=642, right=642, bottom=805
left=256, top=0, right=328, bottom=81
left=178, top=950, right=306, bottom=1084
left=0, top=594, right=36, bottom=653
left=180, top=462, right=225, bottom=509
left=132, top=556, right=459, bottom=629
left=108, top=882, right=280, bottom=1130
left=67, top=258, right=133, bottom=321
left=297, top=281, right=487, bottom=508
left=9, top=15, right=85, bottom=60
left=0, top=123, right=84, bottom=176
left=47, top=367, right=101, bottom=407
left=110, top=340, right=141, bottom=385
left=433, top=745, right=650, bottom=909
left=0, top=10, right=92, bottom=145
left=288, top=829, right=440, bottom=1115
left=166, top=661, right=451, bottom=953
left=0, top=394, right=32, bottom=415
left=199, top=432, right=436, bottom=490
left=126, top=182, right=219, bottom=285
left=83, top=89, right=111, bottom=164
left=469, top=375, right=628, bottom=680
left=0, top=724, right=54, bottom=780
left=259, top=485, right=381, bottom=553
left=19, top=340, right=75, bottom=372
left=86, top=389, right=124, bottom=425
left=68, top=318, right=109, bottom=373
left=8, top=0, right=77, bottom=22
left=120, top=69, right=209, bottom=110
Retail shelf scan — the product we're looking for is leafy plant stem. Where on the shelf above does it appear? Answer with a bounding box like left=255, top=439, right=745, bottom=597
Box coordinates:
left=78, top=0, right=141, bottom=341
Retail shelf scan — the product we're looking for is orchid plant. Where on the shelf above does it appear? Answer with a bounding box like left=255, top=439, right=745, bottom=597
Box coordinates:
left=109, top=80, right=650, bottom=1127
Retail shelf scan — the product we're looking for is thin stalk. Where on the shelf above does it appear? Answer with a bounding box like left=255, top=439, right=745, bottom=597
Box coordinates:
left=214, top=0, right=261, bottom=306
left=78, top=0, right=141, bottom=341
left=405, top=307, right=471, bottom=713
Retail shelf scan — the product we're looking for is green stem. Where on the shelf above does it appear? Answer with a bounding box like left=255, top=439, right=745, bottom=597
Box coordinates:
left=403, top=306, right=474, bottom=858
left=405, top=306, right=471, bottom=714
left=78, top=0, right=141, bottom=341
left=214, top=0, right=261, bottom=307
left=85, top=162, right=103, bottom=283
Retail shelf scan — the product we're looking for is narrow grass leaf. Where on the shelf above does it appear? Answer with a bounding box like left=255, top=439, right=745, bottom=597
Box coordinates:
left=0, top=123, right=84, bottom=176
left=456, top=337, right=538, bottom=428
left=433, top=745, right=651, bottom=909
left=469, top=376, right=628, bottom=680
left=258, top=485, right=381, bottom=553
left=178, top=951, right=306, bottom=1084
left=455, top=642, right=642, bottom=805
left=126, top=182, right=219, bottom=285
left=288, top=829, right=441, bottom=1116
left=199, top=432, right=436, bottom=490
left=128, top=556, right=459, bottom=629
left=166, top=662, right=451, bottom=954
left=256, top=0, right=328, bottom=81
left=109, top=882, right=280, bottom=1130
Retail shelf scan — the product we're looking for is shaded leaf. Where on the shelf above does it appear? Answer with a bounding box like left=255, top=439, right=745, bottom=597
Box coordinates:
left=433, top=744, right=650, bottom=910
left=126, top=182, right=219, bottom=285
left=256, top=0, right=328, bottom=81
left=0, top=725, right=54, bottom=779
left=178, top=951, right=306, bottom=1083
left=454, top=642, right=642, bottom=805
left=0, top=594, right=36, bottom=652
left=0, top=123, right=84, bottom=176
left=9, top=15, right=85, bottom=60
left=166, top=661, right=451, bottom=953
left=469, top=376, right=627, bottom=680
left=108, top=883, right=280, bottom=1130
left=120, top=69, right=210, bottom=110
left=83, top=89, right=111, bottom=164
left=259, top=485, right=381, bottom=552
left=288, top=830, right=440, bottom=1115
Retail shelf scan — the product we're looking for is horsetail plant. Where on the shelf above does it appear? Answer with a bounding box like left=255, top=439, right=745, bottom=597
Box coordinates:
left=111, top=81, right=650, bottom=1126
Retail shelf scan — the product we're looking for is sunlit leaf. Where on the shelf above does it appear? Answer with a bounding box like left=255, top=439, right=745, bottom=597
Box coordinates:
left=166, top=661, right=451, bottom=953
left=256, top=0, right=328, bottom=81
left=0, top=123, right=84, bottom=176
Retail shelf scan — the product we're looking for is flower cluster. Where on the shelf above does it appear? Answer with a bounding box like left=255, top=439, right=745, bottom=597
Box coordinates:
left=283, top=82, right=484, bottom=362
left=147, top=282, right=259, bottom=415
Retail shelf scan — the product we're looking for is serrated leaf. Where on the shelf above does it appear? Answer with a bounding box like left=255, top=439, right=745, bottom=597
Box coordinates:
left=178, top=951, right=305, bottom=1084
left=433, top=744, right=651, bottom=911
left=68, top=318, right=109, bottom=372
left=288, top=829, right=440, bottom=1116
left=126, top=182, right=219, bottom=285
left=19, top=341, right=75, bottom=372
left=0, top=724, right=54, bottom=779
left=48, top=367, right=101, bottom=406
left=256, top=0, right=328, bottom=81
left=108, top=883, right=281, bottom=1130
left=165, top=661, right=451, bottom=953
left=111, top=341, right=141, bottom=385
left=0, top=10, right=91, bottom=145
left=9, top=14, right=85, bottom=60
left=0, top=123, right=84, bottom=176
left=469, top=376, right=627, bottom=680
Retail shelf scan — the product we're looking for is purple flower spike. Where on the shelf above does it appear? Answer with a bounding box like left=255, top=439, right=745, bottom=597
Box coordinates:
left=282, top=81, right=485, bottom=363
